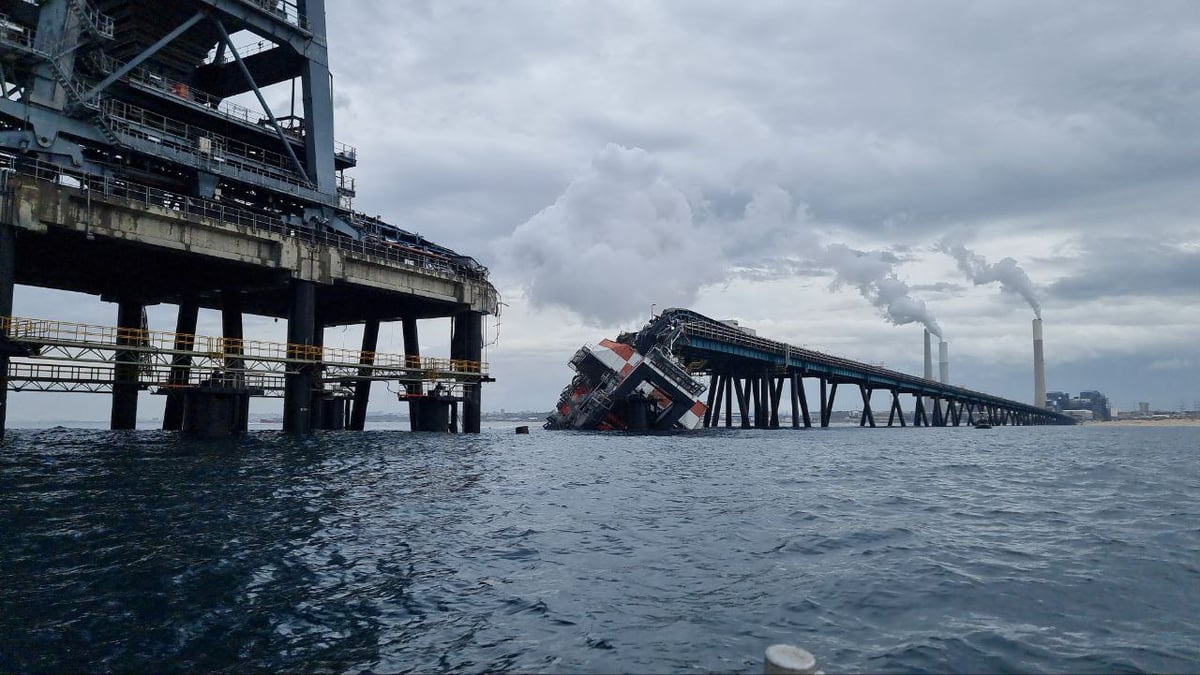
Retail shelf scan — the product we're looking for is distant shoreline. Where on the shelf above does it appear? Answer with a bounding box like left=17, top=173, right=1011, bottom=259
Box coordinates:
left=1091, top=419, right=1200, bottom=427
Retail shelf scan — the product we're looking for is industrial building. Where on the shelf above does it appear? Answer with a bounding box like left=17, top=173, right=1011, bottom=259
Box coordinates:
left=1045, top=390, right=1111, bottom=421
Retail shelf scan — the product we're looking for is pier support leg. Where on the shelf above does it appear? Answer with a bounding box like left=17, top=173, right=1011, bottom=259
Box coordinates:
left=221, top=289, right=248, bottom=433
left=749, top=377, right=760, bottom=428
left=704, top=374, right=719, bottom=428
left=734, top=378, right=749, bottom=428
left=724, top=376, right=732, bottom=427
left=452, top=311, right=483, bottom=434
left=310, top=312, right=332, bottom=430
left=789, top=373, right=800, bottom=429
left=798, top=376, right=811, bottom=428
left=348, top=318, right=379, bottom=431
left=819, top=378, right=828, bottom=428
left=162, top=297, right=199, bottom=430
left=0, top=224, right=14, bottom=440
left=770, top=376, right=783, bottom=429
left=914, top=396, right=928, bottom=427
left=283, top=279, right=315, bottom=434
left=403, top=317, right=421, bottom=432
left=859, top=386, right=876, bottom=428
left=110, top=299, right=143, bottom=430
left=888, top=390, right=906, bottom=427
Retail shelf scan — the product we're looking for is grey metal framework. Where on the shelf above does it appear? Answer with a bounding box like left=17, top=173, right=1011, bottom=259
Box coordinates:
left=650, top=308, right=1074, bottom=428
left=0, top=0, right=478, bottom=259
left=0, top=0, right=495, bottom=436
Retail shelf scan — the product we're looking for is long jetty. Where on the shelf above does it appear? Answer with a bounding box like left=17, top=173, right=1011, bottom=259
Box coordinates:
left=657, top=309, right=1074, bottom=428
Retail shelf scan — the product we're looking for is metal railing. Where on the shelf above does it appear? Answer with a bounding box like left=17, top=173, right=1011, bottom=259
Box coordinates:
left=1, top=153, right=498, bottom=306
left=2, top=316, right=489, bottom=376
left=101, top=54, right=357, bottom=163
left=235, top=0, right=307, bottom=32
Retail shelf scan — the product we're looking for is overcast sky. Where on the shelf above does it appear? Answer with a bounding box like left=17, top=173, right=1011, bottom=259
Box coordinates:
left=9, top=0, right=1200, bottom=421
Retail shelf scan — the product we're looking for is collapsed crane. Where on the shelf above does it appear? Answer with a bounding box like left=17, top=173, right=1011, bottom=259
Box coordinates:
left=545, top=312, right=709, bottom=431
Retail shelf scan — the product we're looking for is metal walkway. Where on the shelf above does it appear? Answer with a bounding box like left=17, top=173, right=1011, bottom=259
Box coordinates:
left=1, top=315, right=488, bottom=399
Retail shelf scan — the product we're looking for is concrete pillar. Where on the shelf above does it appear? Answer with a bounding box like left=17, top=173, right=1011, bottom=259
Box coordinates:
left=0, top=224, right=14, bottom=440
left=723, top=376, right=732, bottom=428
left=111, top=298, right=144, bottom=430
left=221, top=289, right=248, bottom=433
left=162, top=297, right=199, bottom=431
left=283, top=279, right=315, bottom=434
left=402, top=316, right=420, bottom=431
left=348, top=318, right=379, bottom=431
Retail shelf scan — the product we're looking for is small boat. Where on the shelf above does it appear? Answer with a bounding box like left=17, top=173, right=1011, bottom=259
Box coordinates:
left=973, top=419, right=992, bottom=429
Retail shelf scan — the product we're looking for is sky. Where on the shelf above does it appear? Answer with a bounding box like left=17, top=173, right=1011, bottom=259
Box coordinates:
left=9, top=0, right=1200, bottom=421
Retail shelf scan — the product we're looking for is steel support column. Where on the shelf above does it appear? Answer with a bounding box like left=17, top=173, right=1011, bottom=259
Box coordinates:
left=705, top=372, right=724, bottom=425
left=348, top=318, right=379, bottom=431
left=111, top=299, right=143, bottom=430
left=724, top=376, right=733, bottom=427
left=734, top=378, right=749, bottom=428
left=819, top=378, right=828, bottom=427
left=859, top=386, right=875, bottom=428
left=789, top=373, right=800, bottom=429
left=162, top=297, right=199, bottom=431
left=222, top=289, right=248, bottom=433
left=914, top=396, right=927, bottom=427
left=402, top=317, right=421, bottom=431
left=703, top=373, right=718, bottom=428
left=888, top=389, right=906, bottom=427
left=931, top=397, right=943, bottom=427
left=770, top=376, right=783, bottom=429
left=308, top=309, right=328, bottom=429
left=452, top=311, right=484, bottom=434
left=0, top=223, right=13, bottom=440
left=283, top=279, right=315, bottom=434
left=748, top=377, right=759, bottom=428
left=797, top=376, right=811, bottom=428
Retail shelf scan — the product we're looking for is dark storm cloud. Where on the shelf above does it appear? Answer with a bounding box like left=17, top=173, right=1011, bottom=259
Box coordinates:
left=1047, top=237, right=1200, bottom=302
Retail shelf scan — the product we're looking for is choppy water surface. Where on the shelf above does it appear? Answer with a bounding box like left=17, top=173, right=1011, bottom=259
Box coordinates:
left=1, top=423, right=1198, bottom=673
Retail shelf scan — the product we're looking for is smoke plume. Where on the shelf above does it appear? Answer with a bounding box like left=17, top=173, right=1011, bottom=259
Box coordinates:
left=939, top=242, right=1041, bottom=318
left=817, top=243, right=943, bottom=338
left=500, top=144, right=805, bottom=325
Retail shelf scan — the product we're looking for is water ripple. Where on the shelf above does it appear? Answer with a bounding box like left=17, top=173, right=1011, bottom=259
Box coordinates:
left=1, top=425, right=1198, bottom=672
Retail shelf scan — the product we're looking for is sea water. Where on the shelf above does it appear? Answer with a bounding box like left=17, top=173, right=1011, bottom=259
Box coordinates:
left=1, top=423, right=1197, bottom=673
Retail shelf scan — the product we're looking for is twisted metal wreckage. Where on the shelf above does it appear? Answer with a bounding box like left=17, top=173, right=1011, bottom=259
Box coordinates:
left=545, top=312, right=709, bottom=431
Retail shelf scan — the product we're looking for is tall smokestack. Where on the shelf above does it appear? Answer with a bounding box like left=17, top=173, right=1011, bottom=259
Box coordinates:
left=939, top=341, right=949, bottom=384
left=1033, top=318, right=1046, bottom=408
left=924, top=329, right=933, bottom=381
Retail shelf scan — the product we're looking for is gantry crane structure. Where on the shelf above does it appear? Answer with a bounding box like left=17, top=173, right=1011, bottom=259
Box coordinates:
left=0, top=0, right=498, bottom=436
